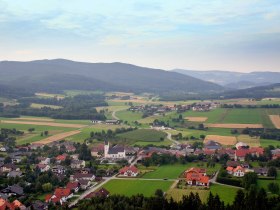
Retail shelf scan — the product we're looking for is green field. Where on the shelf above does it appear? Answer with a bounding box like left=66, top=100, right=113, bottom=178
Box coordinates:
left=183, top=109, right=228, bottom=123
left=30, top=103, right=63, bottom=109
left=117, top=129, right=167, bottom=142
left=142, top=163, right=221, bottom=179
left=115, top=110, right=143, bottom=124
left=258, top=170, right=280, bottom=194
left=167, top=184, right=240, bottom=204
left=260, top=139, right=280, bottom=148
left=102, top=179, right=173, bottom=197
left=142, top=164, right=187, bottom=179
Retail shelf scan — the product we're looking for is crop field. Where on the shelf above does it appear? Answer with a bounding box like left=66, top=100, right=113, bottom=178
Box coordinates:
left=206, top=123, right=263, bottom=129
left=133, top=139, right=172, bottom=147
left=0, top=120, right=86, bottom=128
left=142, top=164, right=187, bottom=179
left=115, top=110, right=143, bottom=123
left=166, top=183, right=238, bottom=204
left=183, top=109, right=228, bottom=123
left=169, top=128, right=234, bottom=139
left=204, top=135, right=237, bottom=145
left=102, top=179, right=173, bottom=197
left=260, top=139, right=280, bottom=148
left=35, top=92, right=65, bottom=99
left=30, top=103, right=63, bottom=109
left=117, top=129, right=166, bottom=142
left=35, top=130, right=81, bottom=144
left=269, top=115, right=280, bottom=129
left=237, top=135, right=260, bottom=147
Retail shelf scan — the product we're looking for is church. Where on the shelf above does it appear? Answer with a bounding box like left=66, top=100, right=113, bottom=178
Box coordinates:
left=104, top=141, right=126, bottom=159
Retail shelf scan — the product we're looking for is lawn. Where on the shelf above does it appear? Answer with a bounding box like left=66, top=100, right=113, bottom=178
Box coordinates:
left=102, top=179, right=173, bottom=197
left=117, top=129, right=166, bottom=142
left=133, top=139, right=172, bottom=147
left=142, top=163, right=221, bottom=179
left=142, top=164, right=187, bottom=179
left=30, top=103, right=63, bottom=109
left=210, top=184, right=240, bottom=204
left=258, top=170, right=280, bottom=193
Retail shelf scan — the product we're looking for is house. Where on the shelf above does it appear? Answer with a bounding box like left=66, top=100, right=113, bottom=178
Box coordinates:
left=9, top=154, right=23, bottom=164
left=185, top=168, right=209, bottom=187
left=1, top=185, right=24, bottom=197
left=7, top=170, right=23, bottom=178
left=0, top=146, right=8, bottom=152
left=66, top=182, right=80, bottom=193
left=30, top=143, right=44, bottom=150
left=71, top=173, right=95, bottom=181
left=28, top=200, right=48, bottom=210
left=105, top=120, right=120, bottom=125
left=38, top=157, right=50, bottom=165
left=227, top=166, right=245, bottom=177
left=271, top=149, right=280, bottom=160
left=78, top=179, right=91, bottom=190
left=65, top=145, right=76, bottom=153
left=0, top=164, right=19, bottom=173
left=91, top=144, right=104, bottom=157
left=104, top=141, right=126, bottom=159
left=0, top=198, right=12, bottom=209
left=10, top=199, right=26, bottom=210
left=79, top=168, right=91, bottom=174
left=217, top=148, right=235, bottom=160
left=235, top=142, right=248, bottom=150
left=226, top=161, right=250, bottom=168
left=254, top=167, right=268, bottom=176
left=51, top=165, right=65, bottom=174
left=55, top=154, right=67, bottom=163
left=36, top=164, right=50, bottom=173
left=119, top=165, right=139, bottom=177
left=85, top=188, right=110, bottom=199
left=46, top=188, right=73, bottom=205
left=204, top=141, right=221, bottom=150
left=70, top=160, right=85, bottom=169
left=235, top=147, right=264, bottom=161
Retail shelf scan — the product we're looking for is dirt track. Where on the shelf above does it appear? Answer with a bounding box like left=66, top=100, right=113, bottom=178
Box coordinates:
left=185, top=117, right=208, bottom=122
left=204, top=135, right=237, bottom=145
left=1, top=120, right=86, bottom=128
left=34, top=130, right=81, bottom=144
left=206, top=123, right=263, bottom=129
left=269, top=115, right=280, bottom=129
left=15, top=117, right=54, bottom=122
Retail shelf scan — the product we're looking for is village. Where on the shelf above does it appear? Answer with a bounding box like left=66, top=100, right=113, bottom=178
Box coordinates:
left=0, top=130, right=278, bottom=209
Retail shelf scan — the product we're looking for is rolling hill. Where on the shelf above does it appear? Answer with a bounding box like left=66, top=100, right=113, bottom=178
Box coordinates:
left=173, top=69, right=280, bottom=89
left=0, top=59, right=223, bottom=95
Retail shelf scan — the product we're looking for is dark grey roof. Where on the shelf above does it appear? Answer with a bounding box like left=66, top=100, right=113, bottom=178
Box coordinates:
left=108, top=145, right=125, bottom=154
left=1, top=184, right=24, bottom=195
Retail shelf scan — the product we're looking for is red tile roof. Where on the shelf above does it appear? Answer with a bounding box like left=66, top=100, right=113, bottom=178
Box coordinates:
left=66, top=182, right=79, bottom=190
left=119, top=165, right=138, bottom=174
left=56, top=154, right=67, bottom=161
left=54, top=188, right=71, bottom=198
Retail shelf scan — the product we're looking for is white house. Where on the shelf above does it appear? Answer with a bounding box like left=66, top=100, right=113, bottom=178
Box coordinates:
left=104, top=141, right=126, bottom=159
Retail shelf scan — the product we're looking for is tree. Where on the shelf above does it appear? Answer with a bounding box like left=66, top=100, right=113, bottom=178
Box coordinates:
left=198, top=124, right=204, bottom=130
left=155, top=189, right=164, bottom=197
left=42, top=183, right=53, bottom=192
left=4, top=156, right=11, bottom=164
left=44, top=131, right=49, bottom=136
left=28, top=128, right=35, bottom=133
left=242, top=172, right=258, bottom=190
left=268, top=182, right=279, bottom=194
left=268, top=167, right=277, bottom=179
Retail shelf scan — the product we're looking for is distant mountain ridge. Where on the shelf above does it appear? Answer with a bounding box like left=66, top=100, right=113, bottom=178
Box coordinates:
left=173, top=69, right=280, bottom=89
left=0, top=59, right=223, bottom=95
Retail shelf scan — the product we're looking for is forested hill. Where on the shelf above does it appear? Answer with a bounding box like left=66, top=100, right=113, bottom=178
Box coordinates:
left=0, top=59, right=223, bottom=94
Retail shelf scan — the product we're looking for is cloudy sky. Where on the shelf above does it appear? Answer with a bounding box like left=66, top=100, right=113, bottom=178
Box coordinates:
left=0, top=0, right=279, bottom=72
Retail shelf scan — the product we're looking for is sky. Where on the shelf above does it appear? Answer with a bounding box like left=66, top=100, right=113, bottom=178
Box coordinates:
left=0, top=0, right=280, bottom=72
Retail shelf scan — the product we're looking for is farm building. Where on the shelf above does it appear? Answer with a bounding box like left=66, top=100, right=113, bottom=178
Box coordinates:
left=204, top=140, right=222, bottom=150
left=184, top=168, right=209, bottom=187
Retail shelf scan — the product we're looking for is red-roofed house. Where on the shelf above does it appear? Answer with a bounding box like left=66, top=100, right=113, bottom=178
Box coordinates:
left=66, top=181, right=80, bottom=193
left=185, top=168, right=209, bottom=187
left=46, top=188, right=73, bottom=205
left=91, top=144, right=104, bottom=157
left=119, top=165, right=139, bottom=177
left=10, top=200, right=26, bottom=209
left=0, top=198, right=12, bottom=210
left=235, top=147, right=264, bottom=161
left=36, top=164, right=50, bottom=172
left=56, top=154, right=67, bottom=163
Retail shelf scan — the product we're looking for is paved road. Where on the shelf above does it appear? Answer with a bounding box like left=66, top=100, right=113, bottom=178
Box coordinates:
left=112, top=107, right=127, bottom=120
left=165, top=131, right=180, bottom=145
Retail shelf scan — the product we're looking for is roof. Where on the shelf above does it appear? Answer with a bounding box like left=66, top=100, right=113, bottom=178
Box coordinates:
left=56, top=154, right=67, bottom=161
left=233, top=166, right=245, bottom=172
left=73, top=173, right=94, bottom=179
left=205, top=140, right=221, bottom=147
left=54, top=188, right=71, bottom=198
left=185, top=170, right=209, bottom=184
left=235, top=147, right=264, bottom=157
left=185, top=167, right=206, bottom=174
left=37, top=164, right=48, bottom=169
left=11, top=199, right=24, bottom=209
left=119, top=165, right=138, bottom=174
left=1, top=163, right=17, bottom=170
left=2, top=185, right=24, bottom=195
left=7, top=170, right=22, bottom=177
left=108, top=145, right=125, bottom=154
left=66, top=182, right=79, bottom=190
left=226, top=166, right=234, bottom=171
left=91, top=144, right=104, bottom=152
left=0, top=198, right=12, bottom=210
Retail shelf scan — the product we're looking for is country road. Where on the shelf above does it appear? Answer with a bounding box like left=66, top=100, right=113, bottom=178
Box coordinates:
left=165, top=131, right=180, bottom=145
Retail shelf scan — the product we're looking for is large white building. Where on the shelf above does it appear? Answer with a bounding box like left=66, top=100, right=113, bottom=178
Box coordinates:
left=104, top=141, right=126, bottom=159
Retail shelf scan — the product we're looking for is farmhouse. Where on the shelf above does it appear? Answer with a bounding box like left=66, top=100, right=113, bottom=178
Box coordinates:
left=204, top=140, right=222, bottom=150
left=119, top=165, right=139, bottom=177
left=234, top=147, right=264, bottom=161
left=66, top=181, right=80, bottom=193
left=226, top=166, right=246, bottom=177
left=45, top=188, right=73, bottom=205
left=104, top=141, right=126, bottom=159
left=185, top=168, right=209, bottom=187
